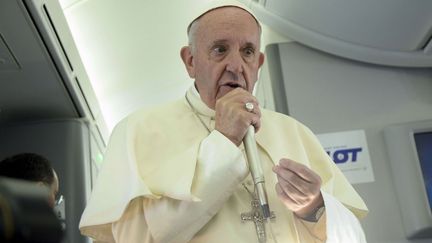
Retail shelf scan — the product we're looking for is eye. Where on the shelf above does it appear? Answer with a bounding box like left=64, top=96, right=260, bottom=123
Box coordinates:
left=243, top=47, right=255, bottom=58
left=212, top=45, right=227, bottom=55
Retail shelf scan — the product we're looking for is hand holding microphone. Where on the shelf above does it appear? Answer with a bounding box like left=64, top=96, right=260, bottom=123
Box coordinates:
left=214, top=88, right=261, bottom=146
left=215, top=88, right=271, bottom=218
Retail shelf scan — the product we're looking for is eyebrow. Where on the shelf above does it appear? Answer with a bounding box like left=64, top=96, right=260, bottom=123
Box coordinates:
left=210, top=39, right=228, bottom=47
left=243, top=42, right=257, bottom=49
left=210, top=39, right=258, bottom=49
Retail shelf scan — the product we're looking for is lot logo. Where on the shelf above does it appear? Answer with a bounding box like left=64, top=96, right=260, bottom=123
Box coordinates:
left=317, top=130, right=374, bottom=184
left=326, top=147, right=363, bottom=164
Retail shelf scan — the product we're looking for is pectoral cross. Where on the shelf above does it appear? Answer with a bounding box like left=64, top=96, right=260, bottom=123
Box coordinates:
left=241, top=199, right=276, bottom=243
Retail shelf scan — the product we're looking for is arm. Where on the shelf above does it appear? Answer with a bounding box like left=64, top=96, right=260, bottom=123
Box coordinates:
left=294, top=191, right=367, bottom=243
left=273, top=159, right=366, bottom=242
left=112, top=130, right=248, bottom=243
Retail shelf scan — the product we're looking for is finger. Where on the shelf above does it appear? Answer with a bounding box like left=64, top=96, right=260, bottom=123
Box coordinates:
left=223, top=90, right=261, bottom=118
left=277, top=175, right=308, bottom=203
left=248, top=113, right=261, bottom=132
left=278, top=159, right=321, bottom=184
left=225, top=88, right=258, bottom=103
left=228, top=89, right=260, bottom=111
left=275, top=183, right=302, bottom=211
left=255, top=103, right=261, bottom=115
left=216, top=89, right=251, bottom=109
left=254, top=118, right=261, bottom=132
left=237, top=88, right=259, bottom=103
left=251, top=103, right=261, bottom=118
left=274, top=166, right=315, bottom=195
left=242, top=101, right=260, bottom=116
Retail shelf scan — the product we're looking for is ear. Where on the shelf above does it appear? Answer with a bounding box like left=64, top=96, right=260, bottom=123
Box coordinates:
left=180, top=46, right=195, bottom=78
left=258, top=52, right=265, bottom=68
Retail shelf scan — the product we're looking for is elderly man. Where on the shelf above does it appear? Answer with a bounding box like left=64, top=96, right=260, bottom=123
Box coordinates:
left=80, top=2, right=368, bottom=243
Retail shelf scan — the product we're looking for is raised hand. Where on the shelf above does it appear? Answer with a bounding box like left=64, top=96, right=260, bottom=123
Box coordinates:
left=214, top=88, right=261, bottom=146
left=272, top=158, right=324, bottom=219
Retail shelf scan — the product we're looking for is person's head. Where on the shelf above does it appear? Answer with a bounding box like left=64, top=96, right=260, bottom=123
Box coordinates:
left=180, top=5, right=265, bottom=109
left=0, top=153, right=59, bottom=208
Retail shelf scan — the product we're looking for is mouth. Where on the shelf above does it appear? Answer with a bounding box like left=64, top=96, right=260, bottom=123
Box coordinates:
left=222, top=82, right=244, bottom=89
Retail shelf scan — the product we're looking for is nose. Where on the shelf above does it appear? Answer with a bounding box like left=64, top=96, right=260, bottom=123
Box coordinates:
left=225, top=51, right=244, bottom=74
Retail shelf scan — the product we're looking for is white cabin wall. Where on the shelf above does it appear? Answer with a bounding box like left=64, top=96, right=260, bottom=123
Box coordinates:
left=255, top=23, right=292, bottom=110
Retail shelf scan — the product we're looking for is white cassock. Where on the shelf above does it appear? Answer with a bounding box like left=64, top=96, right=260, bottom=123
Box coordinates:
left=79, top=85, right=368, bottom=243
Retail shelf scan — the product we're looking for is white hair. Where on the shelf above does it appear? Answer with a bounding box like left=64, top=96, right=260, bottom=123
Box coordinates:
left=187, top=19, right=200, bottom=54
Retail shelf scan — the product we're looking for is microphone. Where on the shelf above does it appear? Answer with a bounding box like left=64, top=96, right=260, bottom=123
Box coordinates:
left=243, top=125, right=271, bottom=218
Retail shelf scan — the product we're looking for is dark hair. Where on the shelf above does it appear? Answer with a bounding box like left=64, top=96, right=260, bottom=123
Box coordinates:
left=0, top=153, right=54, bottom=186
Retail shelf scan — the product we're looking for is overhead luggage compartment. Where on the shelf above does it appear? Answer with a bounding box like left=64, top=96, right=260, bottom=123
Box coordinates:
left=0, top=0, right=108, bottom=142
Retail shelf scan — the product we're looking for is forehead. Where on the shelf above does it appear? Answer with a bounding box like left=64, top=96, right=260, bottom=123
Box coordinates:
left=195, top=7, right=261, bottom=45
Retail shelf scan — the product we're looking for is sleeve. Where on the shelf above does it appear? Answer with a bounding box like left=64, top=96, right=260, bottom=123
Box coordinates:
left=293, top=121, right=368, bottom=242
left=294, top=191, right=367, bottom=243
left=322, top=191, right=367, bottom=243
left=112, top=130, right=249, bottom=243
left=80, top=117, right=160, bottom=242
left=294, top=211, right=327, bottom=243
left=112, top=198, right=155, bottom=243
left=296, top=122, right=368, bottom=219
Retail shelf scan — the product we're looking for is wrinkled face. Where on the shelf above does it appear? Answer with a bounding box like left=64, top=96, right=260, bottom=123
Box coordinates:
left=182, top=7, right=264, bottom=109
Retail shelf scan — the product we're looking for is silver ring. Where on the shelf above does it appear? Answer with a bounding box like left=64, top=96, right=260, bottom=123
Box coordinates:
left=245, top=102, right=254, bottom=112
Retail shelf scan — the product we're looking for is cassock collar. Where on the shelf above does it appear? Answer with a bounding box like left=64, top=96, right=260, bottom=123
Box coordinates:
left=186, top=84, right=216, bottom=118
